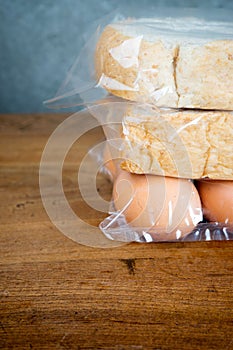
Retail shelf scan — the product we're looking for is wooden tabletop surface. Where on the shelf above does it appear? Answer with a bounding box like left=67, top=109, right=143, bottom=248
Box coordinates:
left=1, top=113, right=233, bottom=350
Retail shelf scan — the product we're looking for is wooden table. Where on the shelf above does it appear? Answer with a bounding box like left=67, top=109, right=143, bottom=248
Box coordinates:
left=1, top=113, right=233, bottom=350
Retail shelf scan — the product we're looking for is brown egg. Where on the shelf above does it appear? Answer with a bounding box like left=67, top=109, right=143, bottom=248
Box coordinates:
left=197, top=180, right=233, bottom=223
left=113, top=170, right=203, bottom=241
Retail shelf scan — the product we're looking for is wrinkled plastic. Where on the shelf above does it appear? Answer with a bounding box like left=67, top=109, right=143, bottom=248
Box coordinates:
left=43, top=6, right=233, bottom=243
left=85, top=101, right=233, bottom=243
left=89, top=100, right=233, bottom=180
left=44, top=7, right=233, bottom=110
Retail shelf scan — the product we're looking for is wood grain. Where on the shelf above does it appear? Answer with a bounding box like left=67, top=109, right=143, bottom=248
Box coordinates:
left=0, top=113, right=233, bottom=350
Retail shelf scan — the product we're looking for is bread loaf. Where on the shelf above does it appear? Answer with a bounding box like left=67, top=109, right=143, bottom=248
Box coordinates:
left=95, top=18, right=233, bottom=110
left=120, top=107, right=233, bottom=179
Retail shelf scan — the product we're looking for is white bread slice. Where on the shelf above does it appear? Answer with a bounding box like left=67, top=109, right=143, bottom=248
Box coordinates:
left=95, top=18, right=233, bottom=110
left=120, top=107, right=233, bottom=179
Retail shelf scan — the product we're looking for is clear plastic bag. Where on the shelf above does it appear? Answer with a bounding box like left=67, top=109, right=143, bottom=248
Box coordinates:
left=44, top=6, right=233, bottom=110
left=43, top=6, right=233, bottom=244
left=86, top=101, right=233, bottom=243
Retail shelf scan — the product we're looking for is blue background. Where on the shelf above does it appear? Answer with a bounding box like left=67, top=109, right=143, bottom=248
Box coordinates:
left=0, top=0, right=232, bottom=113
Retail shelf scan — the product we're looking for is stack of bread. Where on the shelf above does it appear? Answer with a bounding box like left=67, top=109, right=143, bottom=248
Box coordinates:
left=94, top=16, right=233, bottom=242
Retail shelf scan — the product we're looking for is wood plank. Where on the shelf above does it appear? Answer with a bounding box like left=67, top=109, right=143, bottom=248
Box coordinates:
left=0, top=113, right=233, bottom=350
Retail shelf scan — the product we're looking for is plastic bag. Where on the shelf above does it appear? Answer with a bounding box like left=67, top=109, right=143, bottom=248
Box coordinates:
left=85, top=101, right=233, bottom=243
left=44, top=6, right=233, bottom=110
left=42, top=6, right=233, bottom=244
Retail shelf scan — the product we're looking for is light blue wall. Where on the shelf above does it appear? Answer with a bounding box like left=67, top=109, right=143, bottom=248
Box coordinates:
left=0, top=0, right=232, bottom=113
